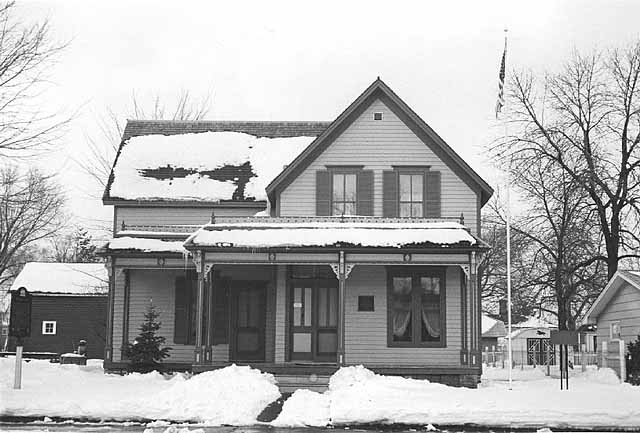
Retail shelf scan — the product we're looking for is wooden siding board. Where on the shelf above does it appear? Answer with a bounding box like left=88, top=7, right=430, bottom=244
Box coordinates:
left=344, top=265, right=462, bottom=366
left=279, top=99, right=479, bottom=234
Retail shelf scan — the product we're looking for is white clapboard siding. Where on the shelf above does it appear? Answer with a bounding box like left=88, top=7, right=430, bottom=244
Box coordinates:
left=280, top=99, right=479, bottom=234
left=115, top=206, right=263, bottom=231
left=344, top=265, right=462, bottom=366
left=596, top=282, right=640, bottom=348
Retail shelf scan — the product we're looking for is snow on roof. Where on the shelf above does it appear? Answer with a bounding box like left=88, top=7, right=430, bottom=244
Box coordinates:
left=186, top=221, right=477, bottom=249
left=106, top=237, right=187, bottom=254
left=482, top=315, right=507, bottom=338
left=108, top=131, right=316, bottom=202
left=10, top=263, right=107, bottom=295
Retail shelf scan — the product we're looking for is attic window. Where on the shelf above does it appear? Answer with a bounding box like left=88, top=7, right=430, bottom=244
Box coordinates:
left=374, top=112, right=383, bottom=121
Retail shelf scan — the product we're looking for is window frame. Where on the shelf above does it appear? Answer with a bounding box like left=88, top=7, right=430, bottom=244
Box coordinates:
left=386, top=266, right=446, bottom=348
left=42, top=320, right=57, bottom=335
left=392, top=166, right=430, bottom=218
left=610, top=321, right=621, bottom=339
left=327, top=166, right=363, bottom=217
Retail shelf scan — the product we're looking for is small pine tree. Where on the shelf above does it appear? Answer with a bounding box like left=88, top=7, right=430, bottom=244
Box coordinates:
left=627, top=335, right=640, bottom=385
left=123, top=302, right=171, bottom=373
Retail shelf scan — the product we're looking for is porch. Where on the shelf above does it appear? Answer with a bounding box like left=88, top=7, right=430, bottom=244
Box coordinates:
left=102, top=217, right=486, bottom=389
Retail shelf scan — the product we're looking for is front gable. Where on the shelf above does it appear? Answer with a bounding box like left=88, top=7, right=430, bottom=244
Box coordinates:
left=268, top=79, right=493, bottom=235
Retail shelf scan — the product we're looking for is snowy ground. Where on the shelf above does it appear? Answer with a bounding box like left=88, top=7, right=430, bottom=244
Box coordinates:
left=2, top=357, right=640, bottom=430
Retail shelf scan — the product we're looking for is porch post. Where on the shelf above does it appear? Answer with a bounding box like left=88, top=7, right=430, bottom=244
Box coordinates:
left=121, top=269, right=131, bottom=358
left=204, top=265, right=215, bottom=363
left=194, top=251, right=205, bottom=364
left=104, top=256, right=115, bottom=362
left=337, top=251, right=346, bottom=366
left=469, top=252, right=480, bottom=366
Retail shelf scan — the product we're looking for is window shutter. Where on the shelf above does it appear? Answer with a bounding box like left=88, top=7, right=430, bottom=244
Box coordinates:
left=383, top=170, right=398, bottom=217
left=356, top=170, right=374, bottom=216
left=425, top=171, right=441, bottom=218
left=316, top=170, right=331, bottom=216
left=174, top=276, right=188, bottom=344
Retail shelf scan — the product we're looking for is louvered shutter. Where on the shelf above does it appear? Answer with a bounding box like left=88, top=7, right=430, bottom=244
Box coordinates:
left=356, top=170, right=374, bottom=216
left=425, top=171, right=441, bottom=218
left=174, top=276, right=188, bottom=344
left=316, top=170, right=331, bottom=216
left=382, top=170, right=398, bottom=217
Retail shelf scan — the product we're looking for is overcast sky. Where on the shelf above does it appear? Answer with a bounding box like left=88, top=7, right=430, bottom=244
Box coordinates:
left=19, top=0, right=640, bottom=238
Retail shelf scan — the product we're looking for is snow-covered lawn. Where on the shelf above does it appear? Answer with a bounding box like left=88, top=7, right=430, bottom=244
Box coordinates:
left=2, top=357, right=640, bottom=429
left=0, top=358, right=279, bottom=425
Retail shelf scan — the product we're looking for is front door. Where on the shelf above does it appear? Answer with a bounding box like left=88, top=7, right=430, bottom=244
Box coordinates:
left=289, top=279, right=338, bottom=362
left=230, top=281, right=266, bottom=362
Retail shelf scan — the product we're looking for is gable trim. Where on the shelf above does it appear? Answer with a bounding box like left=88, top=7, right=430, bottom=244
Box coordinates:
left=585, top=271, right=640, bottom=322
left=266, top=78, right=494, bottom=208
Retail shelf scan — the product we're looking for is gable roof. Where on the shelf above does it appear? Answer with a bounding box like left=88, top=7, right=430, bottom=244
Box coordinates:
left=266, top=78, right=494, bottom=206
left=10, top=262, right=108, bottom=296
left=586, top=270, right=640, bottom=323
left=103, top=120, right=331, bottom=204
left=482, top=315, right=507, bottom=338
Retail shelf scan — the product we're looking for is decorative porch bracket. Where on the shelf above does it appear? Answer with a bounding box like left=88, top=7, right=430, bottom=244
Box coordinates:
left=331, top=251, right=354, bottom=367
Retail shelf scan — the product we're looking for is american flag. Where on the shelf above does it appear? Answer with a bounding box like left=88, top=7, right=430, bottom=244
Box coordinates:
left=495, top=36, right=507, bottom=118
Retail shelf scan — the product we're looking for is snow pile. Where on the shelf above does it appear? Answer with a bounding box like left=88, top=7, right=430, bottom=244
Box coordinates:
left=272, top=365, right=640, bottom=429
left=154, top=364, right=280, bottom=424
left=110, top=131, right=315, bottom=202
left=10, top=262, right=107, bottom=295
left=0, top=358, right=279, bottom=425
left=187, top=221, right=477, bottom=249
left=106, top=237, right=187, bottom=254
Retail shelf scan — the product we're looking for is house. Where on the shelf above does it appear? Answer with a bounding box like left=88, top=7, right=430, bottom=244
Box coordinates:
left=7, top=262, right=108, bottom=358
left=586, top=270, right=640, bottom=354
left=507, top=317, right=557, bottom=366
left=99, top=78, right=494, bottom=389
left=481, top=315, right=506, bottom=352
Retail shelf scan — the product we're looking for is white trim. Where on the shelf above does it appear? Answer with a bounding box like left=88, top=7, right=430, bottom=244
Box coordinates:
left=585, top=270, right=640, bottom=322
left=42, top=321, right=57, bottom=335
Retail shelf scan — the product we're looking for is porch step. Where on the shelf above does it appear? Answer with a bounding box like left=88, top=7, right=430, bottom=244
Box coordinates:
left=275, top=373, right=331, bottom=393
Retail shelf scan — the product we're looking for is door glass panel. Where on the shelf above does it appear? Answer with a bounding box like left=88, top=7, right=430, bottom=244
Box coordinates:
left=391, top=277, right=412, bottom=341
left=293, top=333, right=311, bottom=352
left=293, top=287, right=303, bottom=326
left=411, top=174, right=423, bottom=200
left=317, top=287, right=328, bottom=327
left=328, top=286, right=337, bottom=327
left=344, top=174, right=356, bottom=202
left=304, top=287, right=312, bottom=326
left=332, top=173, right=344, bottom=201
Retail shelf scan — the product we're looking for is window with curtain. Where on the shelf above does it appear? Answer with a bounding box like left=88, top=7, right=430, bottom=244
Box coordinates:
left=399, top=173, right=424, bottom=217
left=332, top=173, right=357, bottom=216
left=388, top=267, right=445, bottom=347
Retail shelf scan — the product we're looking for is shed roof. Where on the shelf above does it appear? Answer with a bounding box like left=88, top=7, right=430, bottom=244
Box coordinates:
left=10, top=263, right=108, bottom=296
left=482, top=315, right=507, bottom=338
left=103, top=121, right=331, bottom=204
left=586, top=269, right=640, bottom=323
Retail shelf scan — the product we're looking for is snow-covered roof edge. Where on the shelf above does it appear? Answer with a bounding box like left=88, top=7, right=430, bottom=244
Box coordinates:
left=10, top=262, right=108, bottom=296
left=585, top=269, right=640, bottom=323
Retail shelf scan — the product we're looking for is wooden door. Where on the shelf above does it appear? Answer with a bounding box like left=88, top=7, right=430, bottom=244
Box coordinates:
left=230, top=282, right=266, bottom=362
left=289, top=280, right=338, bottom=362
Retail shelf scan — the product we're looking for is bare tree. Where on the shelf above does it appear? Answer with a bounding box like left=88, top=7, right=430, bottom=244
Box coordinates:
left=78, top=90, right=213, bottom=192
left=48, top=226, right=98, bottom=263
left=0, top=166, right=66, bottom=286
left=494, top=41, right=640, bottom=278
left=0, top=1, right=69, bottom=158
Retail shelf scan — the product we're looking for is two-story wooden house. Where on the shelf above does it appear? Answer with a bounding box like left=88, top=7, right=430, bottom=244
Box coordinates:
left=100, top=78, right=493, bottom=389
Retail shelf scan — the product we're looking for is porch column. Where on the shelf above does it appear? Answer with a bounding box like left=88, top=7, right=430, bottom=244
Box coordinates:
left=332, top=251, right=354, bottom=367
left=204, top=265, right=215, bottom=363
left=468, top=252, right=480, bottom=366
left=121, top=269, right=131, bottom=358
left=193, top=251, right=208, bottom=365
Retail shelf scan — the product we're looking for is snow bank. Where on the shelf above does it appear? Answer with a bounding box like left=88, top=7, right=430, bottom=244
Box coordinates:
left=273, top=365, right=640, bottom=429
left=110, top=131, right=314, bottom=202
left=0, top=358, right=279, bottom=425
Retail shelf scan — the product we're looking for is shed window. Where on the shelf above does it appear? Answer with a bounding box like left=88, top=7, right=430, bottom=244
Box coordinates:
left=387, top=267, right=445, bottom=347
left=42, top=321, right=56, bottom=335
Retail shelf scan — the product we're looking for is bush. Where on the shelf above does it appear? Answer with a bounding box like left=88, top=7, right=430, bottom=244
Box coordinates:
left=627, top=334, right=640, bottom=385
left=123, top=302, right=171, bottom=373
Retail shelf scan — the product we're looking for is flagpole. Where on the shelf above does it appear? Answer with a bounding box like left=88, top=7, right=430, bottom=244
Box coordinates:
left=501, top=28, right=513, bottom=391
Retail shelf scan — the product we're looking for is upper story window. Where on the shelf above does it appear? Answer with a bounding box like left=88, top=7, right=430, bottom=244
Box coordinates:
left=42, top=321, right=56, bottom=335
left=399, top=173, right=424, bottom=218
left=332, top=173, right=357, bottom=216
left=387, top=267, right=445, bottom=347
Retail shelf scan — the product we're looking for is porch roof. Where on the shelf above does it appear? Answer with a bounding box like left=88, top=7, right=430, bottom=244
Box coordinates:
left=184, top=219, right=482, bottom=250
